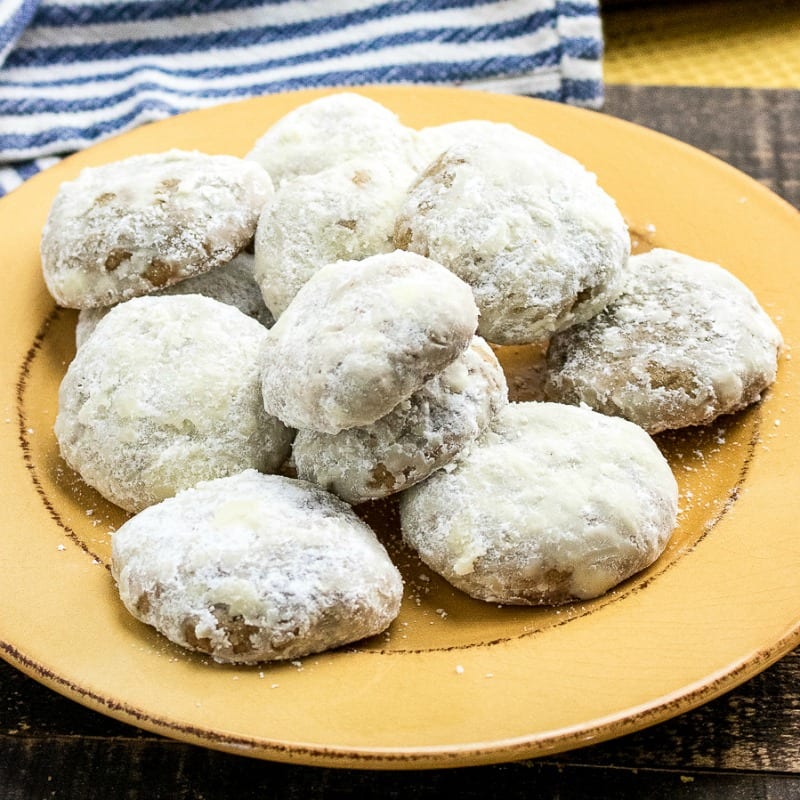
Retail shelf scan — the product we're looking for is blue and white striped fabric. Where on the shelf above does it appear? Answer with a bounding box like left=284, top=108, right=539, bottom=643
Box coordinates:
left=0, top=0, right=604, bottom=197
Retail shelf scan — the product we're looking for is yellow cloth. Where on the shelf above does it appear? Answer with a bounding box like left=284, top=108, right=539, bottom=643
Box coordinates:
left=602, top=0, right=800, bottom=87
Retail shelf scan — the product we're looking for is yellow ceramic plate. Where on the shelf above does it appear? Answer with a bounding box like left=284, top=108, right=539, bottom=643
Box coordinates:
left=1, top=86, right=798, bottom=770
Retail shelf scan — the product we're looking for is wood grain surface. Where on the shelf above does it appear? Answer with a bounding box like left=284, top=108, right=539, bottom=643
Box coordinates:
left=1, top=85, right=799, bottom=799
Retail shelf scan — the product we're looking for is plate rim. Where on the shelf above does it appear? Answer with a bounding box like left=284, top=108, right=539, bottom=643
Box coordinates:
left=3, top=626, right=798, bottom=769
left=1, top=84, right=799, bottom=770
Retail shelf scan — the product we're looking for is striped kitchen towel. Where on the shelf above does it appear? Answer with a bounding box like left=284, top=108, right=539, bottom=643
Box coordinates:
left=0, top=0, right=604, bottom=196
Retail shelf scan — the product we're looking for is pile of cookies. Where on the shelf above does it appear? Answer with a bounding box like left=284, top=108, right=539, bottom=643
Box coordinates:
left=41, top=93, right=783, bottom=664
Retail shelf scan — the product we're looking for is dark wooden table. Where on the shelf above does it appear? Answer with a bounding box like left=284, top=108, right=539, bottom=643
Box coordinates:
left=2, top=85, right=798, bottom=799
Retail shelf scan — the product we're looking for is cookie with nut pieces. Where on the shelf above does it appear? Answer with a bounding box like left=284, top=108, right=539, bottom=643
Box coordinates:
left=293, top=336, right=508, bottom=504
left=41, top=149, right=273, bottom=309
left=260, top=250, right=479, bottom=434
left=56, top=294, right=292, bottom=513
left=543, top=248, right=784, bottom=433
left=399, top=401, right=679, bottom=605
left=394, top=122, right=630, bottom=345
left=111, top=470, right=404, bottom=664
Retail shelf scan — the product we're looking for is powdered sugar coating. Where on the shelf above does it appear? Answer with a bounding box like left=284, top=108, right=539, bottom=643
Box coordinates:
left=293, top=336, right=508, bottom=504
left=399, top=402, right=678, bottom=605
left=111, top=470, right=403, bottom=664
left=544, top=248, right=784, bottom=433
left=260, top=250, right=479, bottom=434
left=254, top=158, right=417, bottom=317
left=415, top=119, right=516, bottom=166
left=56, top=295, right=292, bottom=513
left=394, top=123, right=630, bottom=345
left=246, top=92, right=420, bottom=186
left=75, top=253, right=274, bottom=348
left=41, top=149, right=273, bottom=309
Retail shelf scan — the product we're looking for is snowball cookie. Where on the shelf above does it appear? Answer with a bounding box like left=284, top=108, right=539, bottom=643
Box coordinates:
left=75, top=252, right=274, bottom=348
left=41, top=149, right=273, bottom=309
left=111, top=470, right=404, bottom=663
left=543, top=248, right=784, bottom=434
left=393, top=122, right=630, bottom=345
left=293, top=336, right=508, bottom=504
left=415, top=119, right=517, bottom=166
left=254, top=158, right=417, bottom=317
left=399, top=402, right=678, bottom=605
left=260, top=250, right=479, bottom=434
left=246, top=92, right=420, bottom=186
left=55, top=295, right=293, bottom=513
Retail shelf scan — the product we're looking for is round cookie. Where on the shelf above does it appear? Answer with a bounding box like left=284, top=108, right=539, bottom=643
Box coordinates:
left=75, top=252, right=274, bottom=348
left=254, top=158, right=417, bottom=317
left=41, top=149, right=273, bottom=309
left=415, top=119, right=515, bottom=166
left=260, top=250, right=479, bottom=434
left=393, top=122, right=630, bottom=345
left=293, top=336, right=508, bottom=504
left=55, top=294, right=293, bottom=513
left=111, top=470, right=404, bottom=664
left=246, top=92, right=420, bottom=186
left=399, top=402, right=678, bottom=605
left=543, top=248, right=784, bottom=434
